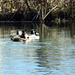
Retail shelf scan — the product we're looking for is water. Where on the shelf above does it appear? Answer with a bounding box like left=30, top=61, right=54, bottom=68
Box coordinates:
left=0, top=22, right=75, bottom=75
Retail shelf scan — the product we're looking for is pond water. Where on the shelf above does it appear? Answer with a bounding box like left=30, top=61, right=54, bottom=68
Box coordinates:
left=0, top=22, right=75, bottom=75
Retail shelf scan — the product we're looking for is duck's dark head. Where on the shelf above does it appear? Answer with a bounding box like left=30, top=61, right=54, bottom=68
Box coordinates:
left=22, top=30, right=25, bottom=35
left=16, top=31, right=19, bottom=35
left=31, top=29, right=36, bottom=34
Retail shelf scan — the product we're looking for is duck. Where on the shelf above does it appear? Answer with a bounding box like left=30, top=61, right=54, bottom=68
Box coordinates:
left=10, top=30, right=39, bottom=42
left=10, top=31, right=20, bottom=41
left=11, top=30, right=26, bottom=42
left=28, top=30, right=40, bottom=40
left=19, top=36, right=30, bottom=42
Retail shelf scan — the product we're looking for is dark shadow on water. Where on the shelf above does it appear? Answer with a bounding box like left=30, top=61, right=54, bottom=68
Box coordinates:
left=0, top=22, right=40, bottom=38
left=0, top=21, right=75, bottom=39
left=39, top=21, right=75, bottom=40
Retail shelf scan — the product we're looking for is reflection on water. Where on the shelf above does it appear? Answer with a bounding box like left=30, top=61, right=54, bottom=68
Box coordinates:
left=0, top=22, right=75, bottom=75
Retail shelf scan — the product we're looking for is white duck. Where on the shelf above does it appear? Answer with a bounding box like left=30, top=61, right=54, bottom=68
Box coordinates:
left=28, top=30, right=39, bottom=40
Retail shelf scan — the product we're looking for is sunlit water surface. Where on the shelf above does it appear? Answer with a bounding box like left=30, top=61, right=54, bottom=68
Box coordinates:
left=0, top=22, right=75, bottom=75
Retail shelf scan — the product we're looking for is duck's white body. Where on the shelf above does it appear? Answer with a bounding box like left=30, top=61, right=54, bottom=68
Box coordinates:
left=29, top=34, right=39, bottom=40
